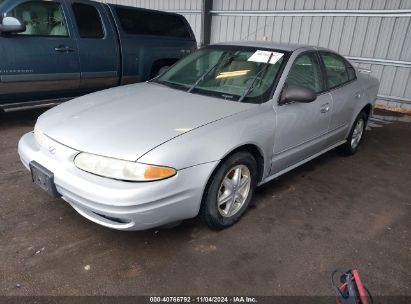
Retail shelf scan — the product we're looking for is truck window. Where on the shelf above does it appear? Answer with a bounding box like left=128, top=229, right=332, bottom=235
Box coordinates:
left=115, top=6, right=191, bottom=38
left=5, top=1, right=68, bottom=37
left=72, top=3, right=104, bottom=39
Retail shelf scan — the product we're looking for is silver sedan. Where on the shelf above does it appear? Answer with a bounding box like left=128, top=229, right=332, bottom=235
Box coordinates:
left=18, top=42, right=379, bottom=230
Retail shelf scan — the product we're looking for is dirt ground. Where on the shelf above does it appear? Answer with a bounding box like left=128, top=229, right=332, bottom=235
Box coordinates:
left=0, top=109, right=410, bottom=297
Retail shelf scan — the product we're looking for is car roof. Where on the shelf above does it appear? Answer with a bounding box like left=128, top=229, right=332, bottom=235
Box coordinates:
left=214, top=41, right=330, bottom=52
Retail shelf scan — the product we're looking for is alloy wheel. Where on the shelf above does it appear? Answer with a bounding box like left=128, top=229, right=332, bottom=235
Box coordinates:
left=217, top=165, right=251, bottom=217
left=351, top=118, right=364, bottom=149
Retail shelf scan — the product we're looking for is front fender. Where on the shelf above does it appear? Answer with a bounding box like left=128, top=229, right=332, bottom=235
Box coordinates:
left=138, top=102, right=276, bottom=178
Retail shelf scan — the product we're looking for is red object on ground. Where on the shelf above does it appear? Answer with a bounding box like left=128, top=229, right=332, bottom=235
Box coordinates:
left=335, top=269, right=370, bottom=304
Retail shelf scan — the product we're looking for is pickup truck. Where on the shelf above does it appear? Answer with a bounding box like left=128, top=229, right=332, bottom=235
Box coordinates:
left=0, top=0, right=196, bottom=112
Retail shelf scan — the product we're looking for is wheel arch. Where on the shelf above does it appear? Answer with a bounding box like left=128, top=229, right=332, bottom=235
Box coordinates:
left=361, top=103, right=372, bottom=119
left=208, top=143, right=266, bottom=187
left=199, top=143, right=265, bottom=220
left=347, top=102, right=373, bottom=138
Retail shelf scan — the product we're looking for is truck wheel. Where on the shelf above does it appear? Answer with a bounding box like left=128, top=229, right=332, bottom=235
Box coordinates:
left=337, top=111, right=368, bottom=156
left=200, top=152, right=257, bottom=230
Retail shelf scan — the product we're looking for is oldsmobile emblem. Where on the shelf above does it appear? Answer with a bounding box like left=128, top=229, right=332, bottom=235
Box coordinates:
left=48, top=146, right=56, bottom=155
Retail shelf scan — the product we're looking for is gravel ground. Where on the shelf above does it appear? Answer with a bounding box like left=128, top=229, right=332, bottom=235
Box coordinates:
left=0, top=109, right=410, bottom=297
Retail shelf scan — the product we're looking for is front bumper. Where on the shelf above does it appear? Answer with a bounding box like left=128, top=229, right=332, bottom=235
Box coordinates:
left=18, top=132, right=217, bottom=231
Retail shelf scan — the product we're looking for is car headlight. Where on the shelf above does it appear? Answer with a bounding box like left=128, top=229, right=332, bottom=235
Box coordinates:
left=74, top=152, right=176, bottom=182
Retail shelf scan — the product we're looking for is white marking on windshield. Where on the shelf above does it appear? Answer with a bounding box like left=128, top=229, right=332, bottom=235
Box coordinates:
left=248, top=50, right=284, bottom=64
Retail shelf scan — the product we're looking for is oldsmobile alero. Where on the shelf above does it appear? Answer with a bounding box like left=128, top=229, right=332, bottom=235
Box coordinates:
left=18, top=41, right=380, bottom=230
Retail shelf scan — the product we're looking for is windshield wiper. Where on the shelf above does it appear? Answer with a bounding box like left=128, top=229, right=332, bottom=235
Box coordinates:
left=237, top=52, right=274, bottom=103
left=152, top=79, right=191, bottom=92
left=188, top=52, right=237, bottom=93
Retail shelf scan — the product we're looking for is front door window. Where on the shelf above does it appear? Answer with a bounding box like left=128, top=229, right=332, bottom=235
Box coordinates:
left=6, top=1, right=68, bottom=36
left=286, top=52, right=324, bottom=93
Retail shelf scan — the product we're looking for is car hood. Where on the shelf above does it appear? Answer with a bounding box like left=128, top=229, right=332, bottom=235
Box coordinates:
left=37, top=83, right=256, bottom=161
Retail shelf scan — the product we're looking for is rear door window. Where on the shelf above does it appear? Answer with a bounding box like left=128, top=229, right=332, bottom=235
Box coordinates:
left=72, top=3, right=104, bottom=39
left=115, top=6, right=191, bottom=38
left=320, top=52, right=353, bottom=89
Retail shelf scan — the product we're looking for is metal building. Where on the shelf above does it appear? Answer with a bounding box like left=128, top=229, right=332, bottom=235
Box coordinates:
left=97, top=0, right=411, bottom=110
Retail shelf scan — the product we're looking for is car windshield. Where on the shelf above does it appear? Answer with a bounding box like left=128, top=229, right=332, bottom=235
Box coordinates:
left=155, top=46, right=287, bottom=103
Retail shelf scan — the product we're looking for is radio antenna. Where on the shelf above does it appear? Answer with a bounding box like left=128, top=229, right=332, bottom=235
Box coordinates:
left=240, top=23, right=275, bottom=41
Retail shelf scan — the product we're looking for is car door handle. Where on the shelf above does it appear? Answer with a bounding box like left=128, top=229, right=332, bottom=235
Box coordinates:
left=320, top=103, right=331, bottom=113
left=54, top=45, right=75, bottom=53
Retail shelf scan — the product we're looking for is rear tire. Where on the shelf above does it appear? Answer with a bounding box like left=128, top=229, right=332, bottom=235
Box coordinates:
left=337, top=111, right=368, bottom=156
left=200, top=152, right=258, bottom=230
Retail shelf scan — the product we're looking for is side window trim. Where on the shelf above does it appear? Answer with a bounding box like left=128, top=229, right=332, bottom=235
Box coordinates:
left=344, top=59, right=357, bottom=81
left=314, top=51, right=328, bottom=93
left=318, top=51, right=356, bottom=93
left=180, top=15, right=195, bottom=40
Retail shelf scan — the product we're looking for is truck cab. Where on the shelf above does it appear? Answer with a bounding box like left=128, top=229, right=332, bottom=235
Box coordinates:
left=0, top=0, right=196, bottom=112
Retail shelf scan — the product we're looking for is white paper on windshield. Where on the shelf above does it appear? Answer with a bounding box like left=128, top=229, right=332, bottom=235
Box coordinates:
left=247, top=50, right=284, bottom=64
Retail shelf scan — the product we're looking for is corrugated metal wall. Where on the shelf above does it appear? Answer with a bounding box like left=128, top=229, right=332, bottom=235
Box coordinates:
left=96, top=0, right=411, bottom=104
left=210, top=0, right=411, bottom=103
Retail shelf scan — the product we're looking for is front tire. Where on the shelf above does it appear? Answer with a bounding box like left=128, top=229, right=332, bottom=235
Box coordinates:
left=200, top=152, right=258, bottom=230
left=337, top=111, right=368, bottom=156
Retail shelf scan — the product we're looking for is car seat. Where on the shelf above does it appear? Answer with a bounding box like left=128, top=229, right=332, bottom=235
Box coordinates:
left=50, top=9, right=67, bottom=36
left=21, top=11, right=35, bottom=35
left=220, top=58, right=256, bottom=93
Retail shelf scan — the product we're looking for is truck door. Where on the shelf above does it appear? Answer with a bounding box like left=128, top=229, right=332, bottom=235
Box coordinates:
left=0, top=0, right=80, bottom=105
left=68, top=1, right=119, bottom=93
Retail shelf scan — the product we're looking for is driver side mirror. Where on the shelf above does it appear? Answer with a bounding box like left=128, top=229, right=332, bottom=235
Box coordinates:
left=279, top=84, right=317, bottom=105
left=0, top=17, right=26, bottom=34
